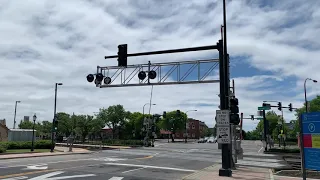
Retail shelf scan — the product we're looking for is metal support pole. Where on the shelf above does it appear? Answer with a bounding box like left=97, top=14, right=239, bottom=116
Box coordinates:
left=13, top=101, right=19, bottom=129
left=299, top=115, right=307, bottom=180
left=31, top=120, right=35, bottom=152
left=218, top=39, right=232, bottom=177
left=51, top=83, right=58, bottom=153
left=263, top=110, right=268, bottom=152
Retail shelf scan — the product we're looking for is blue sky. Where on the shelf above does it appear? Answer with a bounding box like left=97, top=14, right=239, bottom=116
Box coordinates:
left=0, top=0, right=320, bottom=131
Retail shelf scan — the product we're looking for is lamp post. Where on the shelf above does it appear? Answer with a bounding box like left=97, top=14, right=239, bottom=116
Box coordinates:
left=13, top=101, right=21, bottom=129
left=31, top=113, right=37, bottom=152
left=304, top=78, right=317, bottom=113
left=185, top=110, right=197, bottom=143
left=51, top=83, right=63, bottom=153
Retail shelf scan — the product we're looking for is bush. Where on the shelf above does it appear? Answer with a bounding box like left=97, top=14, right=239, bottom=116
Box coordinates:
left=268, top=148, right=300, bottom=153
left=0, top=140, right=52, bottom=150
left=0, top=144, right=7, bottom=153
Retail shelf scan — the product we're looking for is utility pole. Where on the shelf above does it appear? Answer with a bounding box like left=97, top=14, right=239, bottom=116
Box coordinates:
left=13, top=101, right=21, bottom=129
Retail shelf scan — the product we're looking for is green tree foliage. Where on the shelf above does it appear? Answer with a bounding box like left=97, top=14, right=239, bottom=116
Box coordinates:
left=295, top=95, right=320, bottom=118
left=18, top=120, right=34, bottom=129
left=159, top=110, right=187, bottom=142
left=255, top=111, right=280, bottom=139
left=97, top=105, right=128, bottom=139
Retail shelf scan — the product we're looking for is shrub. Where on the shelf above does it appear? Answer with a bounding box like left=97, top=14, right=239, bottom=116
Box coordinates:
left=0, top=144, right=7, bottom=153
left=0, top=140, right=52, bottom=150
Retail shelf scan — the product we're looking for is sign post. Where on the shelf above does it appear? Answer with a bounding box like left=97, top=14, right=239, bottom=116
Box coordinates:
left=301, top=112, right=320, bottom=180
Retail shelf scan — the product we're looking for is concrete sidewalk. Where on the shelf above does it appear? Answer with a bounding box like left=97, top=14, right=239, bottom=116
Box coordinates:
left=182, top=165, right=310, bottom=180
left=0, top=147, right=91, bottom=160
left=56, top=143, right=132, bottom=149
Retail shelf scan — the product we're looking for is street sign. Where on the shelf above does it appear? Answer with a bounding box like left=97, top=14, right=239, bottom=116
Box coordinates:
left=301, top=112, right=320, bottom=171
left=258, top=106, right=270, bottom=110
left=217, top=126, right=230, bottom=144
left=216, top=110, right=230, bottom=126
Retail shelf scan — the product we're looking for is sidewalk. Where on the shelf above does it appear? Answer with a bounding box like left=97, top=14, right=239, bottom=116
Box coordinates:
left=56, top=143, right=132, bottom=149
left=182, top=165, right=310, bottom=180
left=0, top=147, right=91, bottom=160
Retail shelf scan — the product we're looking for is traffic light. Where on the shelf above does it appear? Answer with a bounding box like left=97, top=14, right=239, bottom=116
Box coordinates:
left=230, top=113, right=240, bottom=125
left=118, top=44, right=127, bottom=67
left=230, top=98, right=240, bottom=125
left=230, top=98, right=239, bottom=114
left=86, top=74, right=94, bottom=82
left=53, top=120, right=58, bottom=131
left=176, top=110, right=181, bottom=116
left=251, top=115, right=254, bottom=120
left=278, top=102, right=282, bottom=111
left=288, top=103, right=293, bottom=112
left=163, top=111, right=167, bottom=118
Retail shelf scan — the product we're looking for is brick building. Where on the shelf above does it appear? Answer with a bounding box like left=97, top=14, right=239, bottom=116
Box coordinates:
left=174, top=118, right=208, bottom=139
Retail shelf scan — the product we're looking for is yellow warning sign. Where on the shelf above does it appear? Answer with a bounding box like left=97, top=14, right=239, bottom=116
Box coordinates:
left=312, top=134, right=320, bottom=148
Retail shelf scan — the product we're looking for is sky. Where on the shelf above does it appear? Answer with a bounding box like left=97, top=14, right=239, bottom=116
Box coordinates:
left=1, top=0, right=320, bottom=131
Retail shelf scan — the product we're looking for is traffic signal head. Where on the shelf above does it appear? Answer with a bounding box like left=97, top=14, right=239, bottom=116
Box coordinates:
left=251, top=115, right=254, bottom=120
left=176, top=110, right=181, bottom=116
left=138, top=71, right=147, bottom=80
left=230, top=98, right=239, bottom=114
left=288, top=103, right=293, bottom=112
left=96, top=73, right=104, bottom=82
left=86, top=74, right=94, bottom=82
left=148, top=71, right=157, bottom=79
left=118, top=44, right=127, bottom=67
left=278, top=102, right=282, bottom=111
left=163, top=111, right=167, bottom=118
left=230, top=113, right=240, bottom=125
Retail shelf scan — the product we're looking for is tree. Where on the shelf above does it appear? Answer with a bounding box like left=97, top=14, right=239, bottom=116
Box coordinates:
left=158, top=110, right=187, bottom=142
left=56, top=112, right=73, bottom=137
left=295, top=95, right=320, bottom=119
left=255, top=111, right=280, bottom=139
left=18, top=120, right=34, bottom=129
left=76, top=115, right=95, bottom=142
left=97, top=105, right=128, bottom=139
left=126, top=112, right=144, bottom=139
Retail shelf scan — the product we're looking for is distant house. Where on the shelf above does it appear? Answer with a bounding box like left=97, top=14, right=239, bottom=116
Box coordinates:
left=0, top=119, right=9, bottom=142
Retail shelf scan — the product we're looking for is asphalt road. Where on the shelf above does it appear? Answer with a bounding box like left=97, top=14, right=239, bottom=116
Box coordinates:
left=0, top=140, right=286, bottom=180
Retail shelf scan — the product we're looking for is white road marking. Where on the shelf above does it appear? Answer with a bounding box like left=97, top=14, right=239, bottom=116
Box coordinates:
left=1, top=176, right=28, bottom=180
left=28, top=171, right=96, bottom=180
left=105, top=163, right=196, bottom=172
left=108, top=177, right=124, bottom=180
left=25, top=164, right=48, bottom=170
left=122, top=167, right=145, bottom=174
left=258, top=146, right=264, bottom=153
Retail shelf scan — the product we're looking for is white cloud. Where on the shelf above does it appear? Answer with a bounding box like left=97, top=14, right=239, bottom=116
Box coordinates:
left=0, top=0, right=319, bottom=132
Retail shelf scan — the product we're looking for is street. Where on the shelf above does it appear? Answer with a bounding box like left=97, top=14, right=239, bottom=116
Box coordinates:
left=0, top=140, right=287, bottom=180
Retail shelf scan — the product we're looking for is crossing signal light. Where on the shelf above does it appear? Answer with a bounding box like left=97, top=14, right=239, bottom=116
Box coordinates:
left=278, top=102, right=282, bottom=111
left=118, top=44, right=128, bottom=67
left=176, top=110, right=181, bottom=116
left=251, top=115, right=254, bottom=120
left=288, top=103, right=293, bottom=112
left=148, top=71, right=157, bottom=79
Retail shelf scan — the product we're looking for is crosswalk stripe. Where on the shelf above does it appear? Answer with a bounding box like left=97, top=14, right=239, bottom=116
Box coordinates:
left=108, top=177, right=124, bottom=180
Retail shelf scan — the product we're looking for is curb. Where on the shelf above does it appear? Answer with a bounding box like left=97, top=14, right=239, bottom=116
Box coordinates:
left=181, top=164, right=218, bottom=180
left=0, top=151, right=93, bottom=160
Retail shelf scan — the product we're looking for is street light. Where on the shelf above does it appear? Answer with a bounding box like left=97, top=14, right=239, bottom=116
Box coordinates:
left=51, top=83, right=63, bottom=153
left=185, top=110, right=198, bottom=143
left=13, top=101, right=21, bottom=129
left=31, top=113, right=37, bottom=152
left=142, top=103, right=156, bottom=116
left=304, top=78, right=317, bottom=113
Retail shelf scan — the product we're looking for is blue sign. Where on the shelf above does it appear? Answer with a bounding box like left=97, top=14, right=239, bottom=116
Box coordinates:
left=301, top=112, right=320, bottom=171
